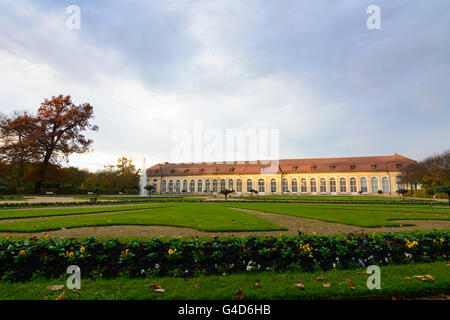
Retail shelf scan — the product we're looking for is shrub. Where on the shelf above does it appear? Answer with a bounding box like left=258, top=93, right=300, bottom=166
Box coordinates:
left=396, top=189, right=408, bottom=198
left=435, top=185, right=450, bottom=203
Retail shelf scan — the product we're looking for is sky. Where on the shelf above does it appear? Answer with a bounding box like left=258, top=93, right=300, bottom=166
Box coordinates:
left=0, top=0, right=449, bottom=171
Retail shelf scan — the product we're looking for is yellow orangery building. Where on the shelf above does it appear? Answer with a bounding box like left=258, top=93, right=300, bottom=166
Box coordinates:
left=146, top=154, right=416, bottom=196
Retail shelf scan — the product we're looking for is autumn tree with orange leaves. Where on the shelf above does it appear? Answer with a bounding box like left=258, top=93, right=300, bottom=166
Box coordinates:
left=0, top=95, right=98, bottom=193
left=400, top=150, right=450, bottom=201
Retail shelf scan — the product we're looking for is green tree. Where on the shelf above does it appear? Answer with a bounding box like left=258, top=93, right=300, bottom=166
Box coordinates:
left=396, top=188, right=408, bottom=199
left=435, top=185, right=450, bottom=203
left=144, top=184, right=154, bottom=198
left=425, top=188, right=435, bottom=200
left=220, top=189, right=234, bottom=201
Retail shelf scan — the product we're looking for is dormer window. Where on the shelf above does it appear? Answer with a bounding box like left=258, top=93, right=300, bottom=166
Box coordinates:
left=170, top=169, right=175, bottom=174
left=350, top=165, right=356, bottom=170
left=184, top=169, right=189, bottom=174
left=200, top=168, right=204, bottom=173
left=395, top=163, right=402, bottom=169
left=371, top=164, right=377, bottom=169
left=229, top=167, right=235, bottom=172
left=292, top=166, right=298, bottom=171
left=311, top=165, right=317, bottom=171
left=330, top=165, right=335, bottom=171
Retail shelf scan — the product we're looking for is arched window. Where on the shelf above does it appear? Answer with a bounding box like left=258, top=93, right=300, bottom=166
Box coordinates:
left=197, top=179, right=202, bottom=193
left=161, top=180, right=167, bottom=193
left=382, top=177, right=390, bottom=192
left=282, top=178, right=289, bottom=193
left=301, top=178, right=307, bottom=193
left=339, top=177, right=347, bottom=193
left=168, top=180, right=174, bottom=192
left=220, top=179, right=226, bottom=191
left=360, top=177, right=368, bottom=193
left=258, top=178, right=265, bottom=193
left=205, top=179, right=211, bottom=192
left=319, top=178, right=326, bottom=193
left=152, top=179, right=157, bottom=192
left=330, top=178, right=336, bottom=193
left=371, top=177, right=378, bottom=193
left=182, top=180, right=188, bottom=192
left=246, top=179, right=253, bottom=193
left=212, top=179, right=218, bottom=192
left=228, top=179, right=234, bottom=190
left=175, top=180, right=181, bottom=193
left=189, top=179, right=195, bottom=193
left=310, top=178, right=317, bottom=193
left=350, top=177, right=357, bottom=193
left=236, top=179, right=242, bottom=192
left=291, top=178, right=298, bottom=193
left=270, top=178, right=277, bottom=193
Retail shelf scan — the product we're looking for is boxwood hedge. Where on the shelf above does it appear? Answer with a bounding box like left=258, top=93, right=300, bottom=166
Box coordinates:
left=0, top=198, right=447, bottom=209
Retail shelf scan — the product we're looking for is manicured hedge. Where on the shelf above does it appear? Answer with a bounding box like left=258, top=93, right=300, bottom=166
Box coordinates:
left=225, top=199, right=448, bottom=205
left=1, top=198, right=447, bottom=209
left=0, top=231, right=448, bottom=281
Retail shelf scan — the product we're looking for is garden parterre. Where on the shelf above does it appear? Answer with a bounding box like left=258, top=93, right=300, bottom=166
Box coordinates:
left=0, top=203, right=284, bottom=233
left=0, top=202, right=448, bottom=234
left=221, top=202, right=450, bottom=227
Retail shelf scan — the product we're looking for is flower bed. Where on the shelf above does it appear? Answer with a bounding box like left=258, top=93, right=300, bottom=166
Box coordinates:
left=0, top=232, right=448, bottom=281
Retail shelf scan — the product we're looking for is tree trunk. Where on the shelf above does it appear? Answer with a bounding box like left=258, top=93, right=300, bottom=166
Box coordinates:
left=34, top=181, right=42, bottom=194
left=34, top=153, right=52, bottom=194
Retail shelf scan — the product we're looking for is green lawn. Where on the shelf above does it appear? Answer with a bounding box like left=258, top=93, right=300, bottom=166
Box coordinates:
left=0, top=204, right=170, bottom=220
left=233, top=202, right=450, bottom=214
left=0, top=202, right=449, bottom=232
left=1, top=261, right=448, bottom=300
left=222, top=202, right=450, bottom=227
left=0, top=203, right=284, bottom=232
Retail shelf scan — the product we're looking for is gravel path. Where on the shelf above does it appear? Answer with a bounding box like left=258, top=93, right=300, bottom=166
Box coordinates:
left=0, top=196, right=90, bottom=204
left=0, top=207, right=448, bottom=239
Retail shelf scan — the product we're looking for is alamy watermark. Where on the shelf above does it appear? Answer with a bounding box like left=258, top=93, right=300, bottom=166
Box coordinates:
left=66, top=5, right=81, bottom=30
left=366, top=265, right=381, bottom=289
left=170, top=121, right=280, bottom=173
left=366, top=5, right=381, bottom=30
left=66, top=265, right=81, bottom=290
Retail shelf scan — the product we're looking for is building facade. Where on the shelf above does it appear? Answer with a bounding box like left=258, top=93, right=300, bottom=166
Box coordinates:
left=146, top=154, right=416, bottom=196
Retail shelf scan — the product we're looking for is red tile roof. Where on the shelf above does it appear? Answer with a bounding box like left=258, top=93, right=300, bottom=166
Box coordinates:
left=147, top=154, right=416, bottom=177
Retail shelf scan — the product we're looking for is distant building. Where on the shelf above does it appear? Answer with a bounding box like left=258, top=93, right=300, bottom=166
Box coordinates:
left=146, top=154, right=416, bottom=196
